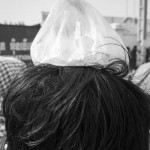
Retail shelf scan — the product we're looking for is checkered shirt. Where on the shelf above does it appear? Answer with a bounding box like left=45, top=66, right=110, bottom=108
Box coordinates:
left=0, top=57, right=26, bottom=142
left=0, top=57, right=25, bottom=96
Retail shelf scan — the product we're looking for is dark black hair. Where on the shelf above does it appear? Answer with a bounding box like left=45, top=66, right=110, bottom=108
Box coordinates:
left=3, top=61, right=149, bottom=150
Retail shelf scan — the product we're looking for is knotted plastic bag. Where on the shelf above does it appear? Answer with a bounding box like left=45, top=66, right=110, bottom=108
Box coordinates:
left=31, top=0, right=129, bottom=66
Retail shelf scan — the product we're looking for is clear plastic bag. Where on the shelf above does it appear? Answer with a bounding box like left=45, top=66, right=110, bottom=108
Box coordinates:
left=31, top=0, right=129, bottom=66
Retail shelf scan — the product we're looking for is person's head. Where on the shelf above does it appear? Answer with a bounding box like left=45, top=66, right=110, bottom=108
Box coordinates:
left=126, top=47, right=130, bottom=51
left=3, top=62, right=149, bottom=150
left=133, top=45, right=137, bottom=50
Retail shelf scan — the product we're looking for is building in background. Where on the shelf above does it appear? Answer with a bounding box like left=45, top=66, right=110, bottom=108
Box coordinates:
left=110, top=17, right=150, bottom=49
left=0, top=24, right=40, bottom=64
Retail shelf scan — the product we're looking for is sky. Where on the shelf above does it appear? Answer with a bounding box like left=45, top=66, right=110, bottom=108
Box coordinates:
left=0, top=0, right=149, bottom=25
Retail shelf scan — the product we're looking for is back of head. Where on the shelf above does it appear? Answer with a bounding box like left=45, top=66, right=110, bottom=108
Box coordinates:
left=3, top=62, right=149, bottom=150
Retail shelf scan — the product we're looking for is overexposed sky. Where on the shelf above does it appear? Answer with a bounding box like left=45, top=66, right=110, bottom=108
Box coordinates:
left=0, top=0, right=149, bottom=25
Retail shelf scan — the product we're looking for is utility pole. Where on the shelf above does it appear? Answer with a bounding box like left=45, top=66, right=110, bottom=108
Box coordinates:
left=137, top=0, right=148, bottom=66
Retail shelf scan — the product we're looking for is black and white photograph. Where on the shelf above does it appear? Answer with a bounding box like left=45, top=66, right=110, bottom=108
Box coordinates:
left=0, top=0, right=149, bottom=149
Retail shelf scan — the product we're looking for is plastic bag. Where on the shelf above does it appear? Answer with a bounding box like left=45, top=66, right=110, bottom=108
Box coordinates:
left=31, top=0, right=129, bottom=66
